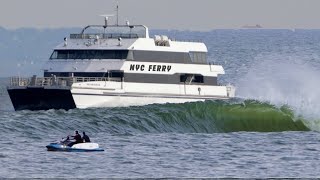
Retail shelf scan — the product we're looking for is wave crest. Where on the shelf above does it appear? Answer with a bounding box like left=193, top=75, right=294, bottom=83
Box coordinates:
left=0, top=100, right=310, bottom=135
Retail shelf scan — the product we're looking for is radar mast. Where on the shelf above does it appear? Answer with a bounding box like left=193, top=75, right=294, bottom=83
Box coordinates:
left=116, top=4, right=119, bottom=26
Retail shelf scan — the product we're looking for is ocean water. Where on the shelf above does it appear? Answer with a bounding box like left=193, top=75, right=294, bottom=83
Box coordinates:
left=2, top=29, right=320, bottom=178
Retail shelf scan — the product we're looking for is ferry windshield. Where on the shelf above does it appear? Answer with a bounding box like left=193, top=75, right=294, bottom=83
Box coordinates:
left=50, top=50, right=128, bottom=60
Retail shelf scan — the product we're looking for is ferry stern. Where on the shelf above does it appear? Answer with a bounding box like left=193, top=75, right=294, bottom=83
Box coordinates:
left=7, top=76, right=76, bottom=111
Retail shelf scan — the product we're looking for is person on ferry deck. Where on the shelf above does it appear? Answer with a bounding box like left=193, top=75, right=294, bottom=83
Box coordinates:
left=82, top=132, right=91, bottom=142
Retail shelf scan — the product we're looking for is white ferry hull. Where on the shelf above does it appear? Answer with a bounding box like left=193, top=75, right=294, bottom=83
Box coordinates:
left=70, top=81, right=234, bottom=108
left=7, top=80, right=234, bottom=110
left=72, top=93, right=229, bottom=109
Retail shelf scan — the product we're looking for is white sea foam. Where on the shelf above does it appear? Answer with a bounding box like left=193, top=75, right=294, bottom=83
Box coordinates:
left=236, top=53, right=320, bottom=130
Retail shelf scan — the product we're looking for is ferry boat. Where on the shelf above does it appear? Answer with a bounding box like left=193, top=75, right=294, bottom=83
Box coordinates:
left=7, top=16, right=235, bottom=111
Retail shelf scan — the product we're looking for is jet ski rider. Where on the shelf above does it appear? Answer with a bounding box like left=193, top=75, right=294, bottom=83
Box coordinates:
left=69, top=130, right=83, bottom=146
left=82, top=132, right=91, bottom=142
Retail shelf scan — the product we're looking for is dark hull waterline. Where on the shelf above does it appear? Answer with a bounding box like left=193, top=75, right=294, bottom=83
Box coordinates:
left=7, top=87, right=76, bottom=111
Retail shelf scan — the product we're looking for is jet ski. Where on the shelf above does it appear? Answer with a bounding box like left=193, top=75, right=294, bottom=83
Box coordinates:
left=46, top=137, right=104, bottom=152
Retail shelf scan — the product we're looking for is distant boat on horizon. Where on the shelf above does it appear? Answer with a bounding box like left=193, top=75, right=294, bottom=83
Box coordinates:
left=242, top=24, right=263, bottom=29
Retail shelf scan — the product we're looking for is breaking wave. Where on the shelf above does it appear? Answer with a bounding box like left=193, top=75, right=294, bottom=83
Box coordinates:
left=0, top=100, right=310, bottom=136
left=236, top=54, right=320, bottom=131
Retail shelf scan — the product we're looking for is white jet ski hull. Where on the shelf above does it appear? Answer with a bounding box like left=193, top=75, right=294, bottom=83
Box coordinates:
left=46, top=142, right=104, bottom=152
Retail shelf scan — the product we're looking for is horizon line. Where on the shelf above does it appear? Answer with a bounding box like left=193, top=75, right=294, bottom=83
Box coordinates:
left=1, top=26, right=320, bottom=32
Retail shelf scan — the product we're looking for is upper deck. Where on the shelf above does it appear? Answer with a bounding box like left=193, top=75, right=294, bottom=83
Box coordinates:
left=54, top=23, right=207, bottom=54
left=69, top=24, right=149, bottom=40
left=47, top=18, right=209, bottom=70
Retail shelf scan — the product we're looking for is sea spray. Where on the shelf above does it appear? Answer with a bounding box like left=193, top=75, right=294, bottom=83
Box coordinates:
left=236, top=54, right=320, bottom=130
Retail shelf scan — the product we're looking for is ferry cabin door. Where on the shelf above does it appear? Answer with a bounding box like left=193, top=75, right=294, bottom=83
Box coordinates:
left=105, top=70, right=124, bottom=89
left=180, top=74, right=203, bottom=95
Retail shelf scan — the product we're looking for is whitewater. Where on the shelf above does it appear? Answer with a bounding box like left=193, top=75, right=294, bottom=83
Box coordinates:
left=1, top=29, right=320, bottom=178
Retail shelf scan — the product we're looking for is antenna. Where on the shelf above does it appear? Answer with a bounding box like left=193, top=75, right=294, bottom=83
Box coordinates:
left=116, top=4, right=119, bottom=26
left=100, top=14, right=114, bottom=27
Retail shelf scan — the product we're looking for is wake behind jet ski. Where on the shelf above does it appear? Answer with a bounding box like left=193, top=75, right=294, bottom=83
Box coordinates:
left=46, top=132, right=104, bottom=152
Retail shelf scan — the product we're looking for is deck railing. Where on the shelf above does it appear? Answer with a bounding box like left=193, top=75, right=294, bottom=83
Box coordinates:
left=70, top=33, right=139, bottom=39
left=9, top=76, right=122, bottom=87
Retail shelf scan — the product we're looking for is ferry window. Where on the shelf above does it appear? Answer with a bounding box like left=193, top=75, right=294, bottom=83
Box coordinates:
left=109, top=71, right=124, bottom=78
left=87, top=50, right=96, bottom=59
left=127, top=51, right=134, bottom=60
left=180, top=74, right=204, bottom=83
left=180, top=74, right=189, bottom=82
left=50, top=51, right=58, bottom=59
left=50, top=50, right=128, bottom=60
left=193, top=75, right=204, bottom=83
left=68, top=50, right=76, bottom=59
left=57, top=51, right=68, bottom=59
left=95, top=51, right=105, bottom=59
left=189, top=52, right=207, bottom=63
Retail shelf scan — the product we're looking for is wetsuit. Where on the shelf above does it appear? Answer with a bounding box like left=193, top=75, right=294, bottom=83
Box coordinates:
left=82, top=135, right=91, bottom=142
left=68, top=134, right=82, bottom=147
left=74, top=134, right=82, bottom=143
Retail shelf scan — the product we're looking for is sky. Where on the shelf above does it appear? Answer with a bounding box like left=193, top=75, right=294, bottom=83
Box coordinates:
left=0, top=0, right=319, bottom=30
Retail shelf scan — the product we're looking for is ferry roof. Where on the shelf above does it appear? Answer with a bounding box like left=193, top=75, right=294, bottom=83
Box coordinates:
left=54, top=23, right=207, bottom=53
left=70, top=24, right=149, bottom=39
